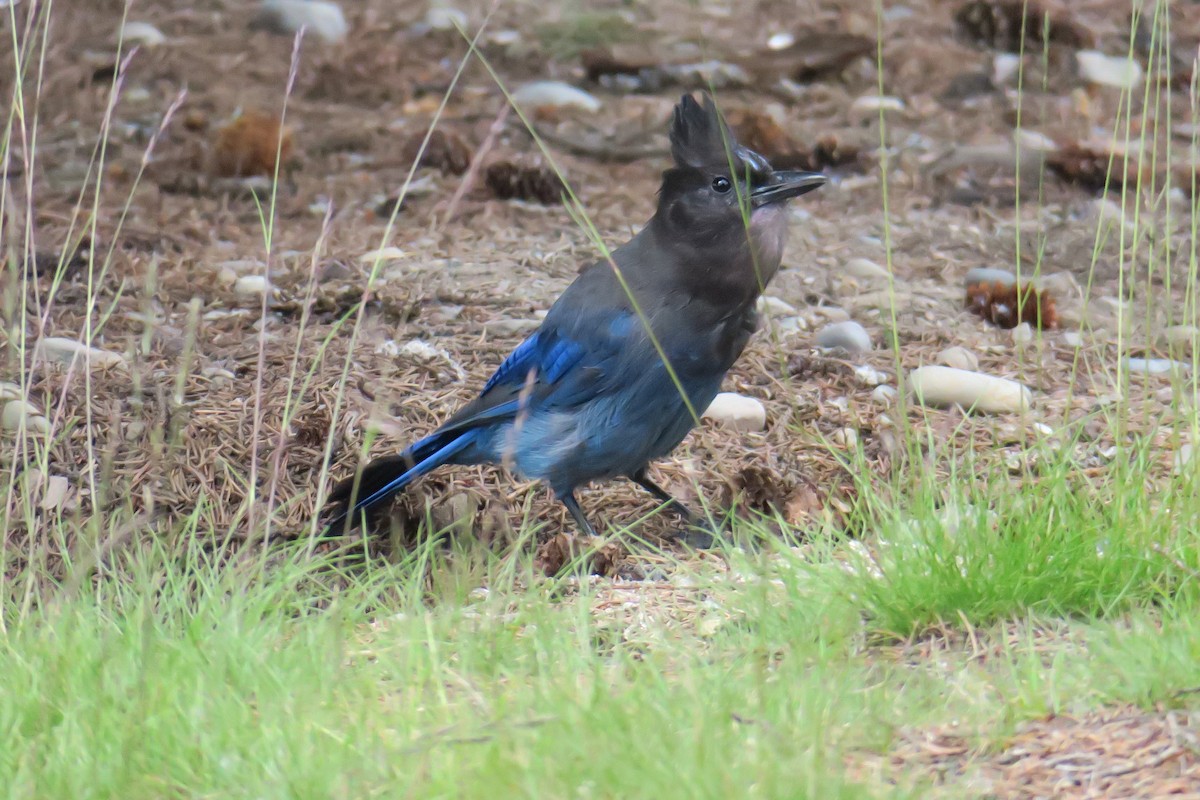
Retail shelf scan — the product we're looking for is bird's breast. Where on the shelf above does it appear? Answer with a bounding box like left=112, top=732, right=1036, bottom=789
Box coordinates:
left=749, top=204, right=790, bottom=274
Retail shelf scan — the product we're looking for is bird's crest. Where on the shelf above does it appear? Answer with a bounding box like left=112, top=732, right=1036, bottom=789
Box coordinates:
left=669, top=93, right=737, bottom=170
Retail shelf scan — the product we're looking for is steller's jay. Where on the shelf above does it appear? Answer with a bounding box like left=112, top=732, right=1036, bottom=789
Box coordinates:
left=324, top=93, right=825, bottom=539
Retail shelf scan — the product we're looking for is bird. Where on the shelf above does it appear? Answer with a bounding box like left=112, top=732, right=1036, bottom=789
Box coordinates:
left=323, top=92, right=826, bottom=541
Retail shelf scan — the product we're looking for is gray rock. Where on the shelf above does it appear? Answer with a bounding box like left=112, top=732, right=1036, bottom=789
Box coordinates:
left=757, top=295, right=797, bottom=316
left=702, top=392, right=766, bottom=432
left=36, top=337, right=127, bottom=370
left=2, top=400, right=49, bottom=434
left=909, top=366, right=1031, bottom=414
left=964, top=267, right=1016, bottom=288
left=119, top=21, right=166, bottom=47
left=251, top=0, right=348, bottom=43
left=937, top=346, right=978, bottom=372
left=815, top=320, right=872, bottom=353
left=844, top=257, right=891, bottom=281
left=1126, top=357, right=1191, bottom=376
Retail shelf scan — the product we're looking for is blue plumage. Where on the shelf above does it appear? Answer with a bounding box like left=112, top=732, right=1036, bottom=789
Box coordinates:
left=324, top=93, right=825, bottom=540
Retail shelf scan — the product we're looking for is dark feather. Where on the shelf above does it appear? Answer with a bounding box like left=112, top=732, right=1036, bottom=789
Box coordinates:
left=669, top=93, right=738, bottom=169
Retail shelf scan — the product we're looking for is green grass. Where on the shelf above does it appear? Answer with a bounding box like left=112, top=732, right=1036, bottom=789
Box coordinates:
left=1, top=462, right=1198, bottom=798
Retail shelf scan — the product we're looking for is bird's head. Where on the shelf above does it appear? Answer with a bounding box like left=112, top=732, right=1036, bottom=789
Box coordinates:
left=654, top=93, right=824, bottom=274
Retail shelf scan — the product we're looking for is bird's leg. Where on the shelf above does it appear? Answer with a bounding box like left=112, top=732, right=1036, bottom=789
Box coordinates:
left=559, top=492, right=599, bottom=538
left=629, top=468, right=695, bottom=523
left=629, top=468, right=721, bottom=548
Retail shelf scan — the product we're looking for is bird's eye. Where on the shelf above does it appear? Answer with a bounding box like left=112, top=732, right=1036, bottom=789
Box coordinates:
left=711, top=176, right=731, bottom=193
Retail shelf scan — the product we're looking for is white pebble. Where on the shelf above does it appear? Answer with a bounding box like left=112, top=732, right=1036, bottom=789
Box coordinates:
left=1014, top=129, right=1060, bottom=153
left=1061, top=331, right=1083, bottom=348
left=512, top=81, right=601, bottom=113
left=850, top=95, right=905, bottom=116
left=0, top=381, right=22, bottom=401
left=425, top=4, right=467, bottom=30
left=756, top=296, right=796, bottom=316
left=909, top=365, right=1031, bottom=414
left=234, top=275, right=270, bottom=297
left=251, top=0, right=347, bottom=43
left=844, top=257, right=890, bottom=281
left=1076, top=50, right=1143, bottom=90
left=702, top=392, right=766, bottom=432
left=36, top=337, right=127, bottom=370
left=2, top=400, right=49, bottom=434
left=359, top=247, right=406, bottom=264
left=815, top=320, right=872, bottom=353
left=871, top=384, right=897, bottom=405
left=1125, top=357, right=1190, bottom=376
left=937, top=346, right=978, bottom=372
left=119, top=21, right=166, bottom=47
left=964, top=267, right=1015, bottom=287
left=767, top=32, right=795, bottom=50
left=41, top=475, right=70, bottom=511
left=854, top=365, right=889, bottom=387
left=832, top=427, right=858, bottom=448
left=1011, top=321, right=1034, bottom=345
left=992, top=53, right=1021, bottom=85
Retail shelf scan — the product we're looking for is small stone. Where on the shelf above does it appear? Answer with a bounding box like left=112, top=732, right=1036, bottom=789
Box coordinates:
left=850, top=95, right=905, bottom=117
left=871, top=384, right=897, bottom=405
left=767, top=32, right=795, bottom=50
left=36, top=337, right=127, bottom=370
left=992, top=53, right=1021, bottom=84
left=0, top=381, right=22, bottom=401
left=119, top=21, right=166, bottom=46
left=771, top=316, right=806, bottom=335
left=937, top=346, right=979, bottom=372
left=1011, top=321, right=1034, bottom=345
left=359, top=247, right=405, bottom=264
left=1163, top=325, right=1199, bottom=353
left=2, top=400, right=49, bottom=434
left=909, top=366, right=1031, bottom=414
left=832, top=427, right=858, bottom=448
left=234, top=275, right=270, bottom=297
left=41, top=475, right=70, bottom=511
left=512, top=81, right=601, bottom=113
left=1125, top=357, right=1190, bottom=376
left=1061, top=331, right=1083, bottom=348
left=964, top=267, right=1015, bottom=288
left=703, top=392, right=766, bottom=432
left=757, top=296, right=797, bottom=316
left=424, top=4, right=467, bottom=30
left=1076, top=50, right=1143, bottom=90
left=854, top=365, right=888, bottom=387
left=815, top=320, right=872, bottom=353
left=1014, top=129, right=1059, bottom=153
left=844, top=257, right=891, bottom=280
left=251, top=0, right=348, bottom=43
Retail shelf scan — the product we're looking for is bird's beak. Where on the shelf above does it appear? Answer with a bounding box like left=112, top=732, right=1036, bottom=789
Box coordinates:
left=750, top=170, right=827, bottom=207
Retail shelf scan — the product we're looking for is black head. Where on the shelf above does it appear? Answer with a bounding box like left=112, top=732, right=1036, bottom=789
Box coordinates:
left=656, top=93, right=825, bottom=249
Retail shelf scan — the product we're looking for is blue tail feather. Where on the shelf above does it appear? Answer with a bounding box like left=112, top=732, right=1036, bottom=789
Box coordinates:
left=324, top=428, right=480, bottom=532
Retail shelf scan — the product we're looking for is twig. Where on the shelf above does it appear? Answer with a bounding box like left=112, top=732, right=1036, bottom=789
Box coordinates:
left=442, top=104, right=510, bottom=224
left=530, top=122, right=669, bottom=163
left=398, top=715, right=556, bottom=756
left=1151, top=542, right=1200, bottom=582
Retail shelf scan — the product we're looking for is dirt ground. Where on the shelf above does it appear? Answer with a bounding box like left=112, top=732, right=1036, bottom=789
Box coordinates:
left=6, top=0, right=1199, bottom=545
left=5, top=0, right=1200, bottom=794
